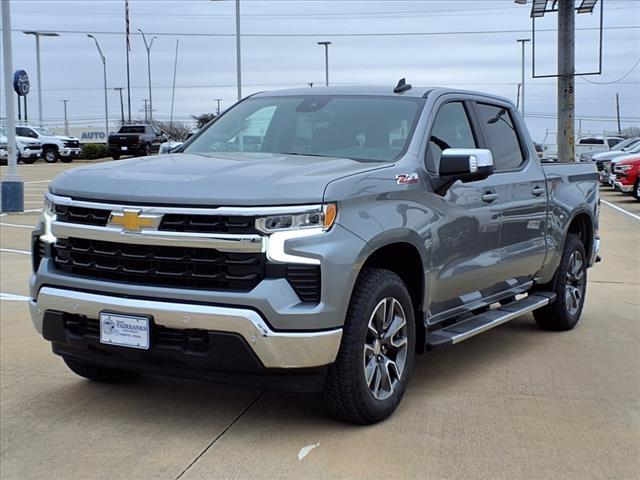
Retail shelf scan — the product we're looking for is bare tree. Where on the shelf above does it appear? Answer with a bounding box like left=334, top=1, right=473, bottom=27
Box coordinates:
left=621, top=126, right=640, bottom=139
left=155, top=121, right=193, bottom=141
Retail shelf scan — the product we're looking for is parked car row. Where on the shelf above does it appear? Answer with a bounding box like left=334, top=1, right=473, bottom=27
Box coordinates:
left=589, top=138, right=640, bottom=201
left=0, top=125, right=81, bottom=165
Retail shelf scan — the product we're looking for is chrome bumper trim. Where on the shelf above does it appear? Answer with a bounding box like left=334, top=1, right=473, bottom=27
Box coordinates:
left=590, top=236, right=601, bottom=266
left=51, top=220, right=264, bottom=253
left=30, top=287, right=342, bottom=369
left=47, top=192, right=321, bottom=217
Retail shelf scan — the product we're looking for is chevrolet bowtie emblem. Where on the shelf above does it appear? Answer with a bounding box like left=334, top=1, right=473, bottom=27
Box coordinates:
left=108, top=210, right=162, bottom=232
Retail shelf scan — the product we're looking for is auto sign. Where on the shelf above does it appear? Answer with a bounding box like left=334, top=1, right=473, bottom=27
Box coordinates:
left=13, top=70, right=30, bottom=96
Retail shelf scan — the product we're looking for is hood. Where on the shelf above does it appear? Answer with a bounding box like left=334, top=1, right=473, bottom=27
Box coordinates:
left=592, top=150, right=628, bottom=161
left=57, top=136, right=78, bottom=142
left=16, top=135, right=41, bottom=146
left=49, top=152, right=391, bottom=205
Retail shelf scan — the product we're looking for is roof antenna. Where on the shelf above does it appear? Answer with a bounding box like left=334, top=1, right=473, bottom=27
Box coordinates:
left=393, top=78, right=412, bottom=94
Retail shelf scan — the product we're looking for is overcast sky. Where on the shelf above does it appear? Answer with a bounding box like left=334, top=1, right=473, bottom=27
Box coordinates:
left=1, top=0, right=639, bottom=140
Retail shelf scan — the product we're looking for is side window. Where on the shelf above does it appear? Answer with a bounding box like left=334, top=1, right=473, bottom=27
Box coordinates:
left=426, top=102, right=476, bottom=172
left=476, top=103, right=525, bottom=171
left=17, top=127, right=36, bottom=138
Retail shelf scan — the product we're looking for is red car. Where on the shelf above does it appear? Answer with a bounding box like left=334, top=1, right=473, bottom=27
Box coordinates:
left=612, top=155, right=640, bottom=200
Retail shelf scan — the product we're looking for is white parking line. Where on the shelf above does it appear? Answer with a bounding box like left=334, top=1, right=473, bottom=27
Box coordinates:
left=0, top=223, right=34, bottom=229
left=24, top=180, right=51, bottom=184
left=602, top=200, right=640, bottom=222
left=0, top=292, right=31, bottom=302
left=0, top=248, right=31, bottom=255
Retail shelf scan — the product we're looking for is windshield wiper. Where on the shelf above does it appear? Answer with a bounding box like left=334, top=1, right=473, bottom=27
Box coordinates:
left=282, top=152, right=329, bottom=158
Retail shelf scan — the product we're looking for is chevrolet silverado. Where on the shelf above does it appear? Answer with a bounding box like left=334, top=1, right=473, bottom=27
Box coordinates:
left=30, top=85, right=600, bottom=424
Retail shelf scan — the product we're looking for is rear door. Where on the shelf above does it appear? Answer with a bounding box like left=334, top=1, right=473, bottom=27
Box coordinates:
left=471, top=101, right=547, bottom=287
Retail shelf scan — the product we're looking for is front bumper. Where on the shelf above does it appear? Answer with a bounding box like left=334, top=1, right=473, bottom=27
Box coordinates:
left=60, top=148, right=80, bottom=158
left=613, top=180, right=633, bottom=193
left=19, top=149, right=41, bottom=158
left=29, top=286, right=342, bottom=370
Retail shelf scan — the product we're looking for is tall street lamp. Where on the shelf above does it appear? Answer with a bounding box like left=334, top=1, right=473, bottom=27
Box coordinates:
left=138, top=28, right=157, bottom=123
left=23, top=30, right=59, bottom=126
left=516, top=38, right=530, bottom=118
left=317, top=41, right=331, bottom=86
left=210, top=0, right=242, bottom=101
left=87, top=34, right=109, bottom=143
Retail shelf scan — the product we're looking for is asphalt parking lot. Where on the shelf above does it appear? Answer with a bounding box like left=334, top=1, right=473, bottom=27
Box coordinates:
left=1, top=162, right=639, bottom=480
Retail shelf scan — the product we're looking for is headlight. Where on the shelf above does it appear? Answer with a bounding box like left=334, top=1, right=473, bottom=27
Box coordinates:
left=618, top=165, right=631, bottom=172
left=40, top=195, right=57, bottom=243
left=256, top=203, right=337, bottom=234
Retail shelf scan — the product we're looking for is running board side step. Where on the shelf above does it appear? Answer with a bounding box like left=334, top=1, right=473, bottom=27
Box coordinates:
left=425, top=292, right=556, bottom=349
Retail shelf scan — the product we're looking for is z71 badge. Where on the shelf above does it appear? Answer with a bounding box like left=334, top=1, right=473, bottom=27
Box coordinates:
left=395, top=173, right=419, bottom=185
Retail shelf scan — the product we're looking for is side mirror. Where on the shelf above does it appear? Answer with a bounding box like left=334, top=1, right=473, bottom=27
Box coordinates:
left=439, top=148, right=494, bottom=183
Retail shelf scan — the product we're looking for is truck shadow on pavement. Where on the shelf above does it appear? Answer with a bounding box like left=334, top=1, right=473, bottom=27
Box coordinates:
left=29, top=314, right=560, bottom=431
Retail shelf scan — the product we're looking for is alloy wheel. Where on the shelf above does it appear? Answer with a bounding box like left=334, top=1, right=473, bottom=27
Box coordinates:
left=565, top=250, right=585, bottom=316
left=363, top=297, right=408, bottom=401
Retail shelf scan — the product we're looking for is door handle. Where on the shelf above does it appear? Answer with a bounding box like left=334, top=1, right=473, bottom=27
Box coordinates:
left=482, top=192, right=499, bottom=203
left=532, top=186, right=545, bottom=197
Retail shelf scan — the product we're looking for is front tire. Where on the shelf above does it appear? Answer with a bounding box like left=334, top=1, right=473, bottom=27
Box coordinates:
left=533, top=234, right=587, bottom=331
left=60, top=156, right=74, bottom=163
left=21, top=156, right=37, bottom=165
left=633, top=178, right=640, bottom=201
left=43, top=147, right=59, bottom=163
left=322, top=268, right=416, bottom=424
left=63, top=357, right=140, bottom=382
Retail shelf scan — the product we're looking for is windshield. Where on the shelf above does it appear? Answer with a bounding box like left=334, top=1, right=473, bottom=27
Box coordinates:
left=621, top=138, right=640, bottom=151
left=184, top=95, right=423, bottom=162
left=34, top=127, right=56, bottom=136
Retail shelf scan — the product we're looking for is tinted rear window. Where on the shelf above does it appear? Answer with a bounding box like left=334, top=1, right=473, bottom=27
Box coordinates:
left=119, top=126, right=145, bottom=134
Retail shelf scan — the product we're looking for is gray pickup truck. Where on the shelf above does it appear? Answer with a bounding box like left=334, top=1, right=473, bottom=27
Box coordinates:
left=30, top=85, right=600, bottom=424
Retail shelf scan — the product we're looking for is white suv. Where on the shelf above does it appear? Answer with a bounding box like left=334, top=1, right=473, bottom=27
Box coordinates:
left=15, top=125, right=80, bottom=163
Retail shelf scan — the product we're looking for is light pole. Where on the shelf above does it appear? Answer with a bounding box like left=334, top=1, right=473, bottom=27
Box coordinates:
left=87, top=35, right=109, bottom=143
left=23, top=30, right=59, bottom=126
left=3, top=0, right=24, bottom=213
left=317, top=41, right=331, bottom=86
left=114, top=88, right=125, bottom=125
left=61, top=99, right=69, bottom=135
left=210, top=0, right=242, bottom=101
left=138, top=28, right=157, bottom=123
left=516, top=38, right=530, bottom=118
left=215, top=98, right=222, bottom=116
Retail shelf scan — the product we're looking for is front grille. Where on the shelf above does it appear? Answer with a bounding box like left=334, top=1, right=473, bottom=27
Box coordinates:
left=159, top=214, right=258, bottom=234
left=286, top=265, right=321, bottom=303
left=64, top=140, right=80, bottom=148
left=53, top=237, right=265, bottom=291
left=26, top=146, right=41, bottom=150
left=54, top=204, right=110, bottom=226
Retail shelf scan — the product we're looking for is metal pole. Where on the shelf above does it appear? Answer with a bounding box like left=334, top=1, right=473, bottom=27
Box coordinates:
left=516, top=83, right=521, bottom=109
left=114, top=88, right=125, bottom=125
left=517, top=38, right=530, bottom=117
left=557, top=0, right=575, bottom=162
left=615, top=93, right=621, bottom=133
left=143, top=99, right=148, bottom=123
left=317, top=42, right=331, bottom=86
left=170, top=40, right=179, bottom=128
left=62, top=100, right=69, bottom=135
left=215, top=98, right=221, bottom=116
left=35, top=35, right=43, bottom=126
left=235, top=0, right=242, bottom=101
left=102, top=58, right=109, bottom=141
left=138, top=30, right=155, bottom=123
left=2, top=0, right=25, bottom=212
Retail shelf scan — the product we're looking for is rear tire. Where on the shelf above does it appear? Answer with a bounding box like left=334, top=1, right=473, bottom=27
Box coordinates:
left=142, top=143, right=151, bottom=156
left=533, top=234, right=587, bottom=331
left=21, top=156, right=37, bottom=165
left=60, top=156, right=74, bottom=163
left=63, top=357, right=140, bottom=383
left=322, top=268, right=416, bottom=424
left=43, top=147, right=59, bottom=163
left=111, top=153, right=120, bottom=160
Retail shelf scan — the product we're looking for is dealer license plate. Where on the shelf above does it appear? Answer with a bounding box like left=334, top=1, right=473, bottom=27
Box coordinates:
left=99, top=312, right=150, bottom=350
left=121, top=146, right=128, bottom=151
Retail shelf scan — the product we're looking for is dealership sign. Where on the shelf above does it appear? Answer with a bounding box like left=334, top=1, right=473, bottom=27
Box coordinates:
left=13, top=70, right=30, bottom=96
left=67, top=127, right=115, bottom=144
